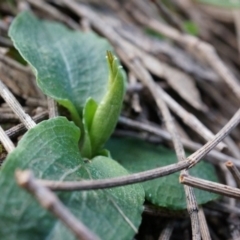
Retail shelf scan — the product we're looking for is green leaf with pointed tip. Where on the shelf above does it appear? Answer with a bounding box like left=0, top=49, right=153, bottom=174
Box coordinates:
left=9, top=11, right=113, bottom=125
left=106, top=137, right=219, bottom=210
left=0, top=118, right=144, bottom=240
left=89, top=52, right=125, bottom=155
left=81, top=52, right=126, bottom=158
left=81, top=97, right=98, bottom=158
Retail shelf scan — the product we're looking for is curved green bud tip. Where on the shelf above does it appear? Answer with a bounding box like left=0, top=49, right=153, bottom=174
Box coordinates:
left=81, top=51, right=126, bottom=158
left=106, top=50, right=121, bottom=86
left=106, top=50, right=114, bottom=63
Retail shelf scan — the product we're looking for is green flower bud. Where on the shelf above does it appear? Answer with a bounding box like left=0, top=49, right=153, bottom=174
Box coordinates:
left=81, top=51, right=125, bottom=158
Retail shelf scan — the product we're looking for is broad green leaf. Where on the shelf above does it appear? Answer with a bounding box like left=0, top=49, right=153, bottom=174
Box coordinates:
left=106, top=137, right=219, bottom=210
left=0, top=118, right=144, bottom=240
left=9, top=11, right=113, bottom=125
left=197, top=0, right=240, bottom=8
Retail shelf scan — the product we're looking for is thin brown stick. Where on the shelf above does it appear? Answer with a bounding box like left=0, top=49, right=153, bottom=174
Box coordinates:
left=210, top=201, right=240, bottom=239
left=180, top=174, right=240, bottom=199
left=198, top=206, right=211, bottom=240
left=158, top=221, right=175, bottom=240
left=130, top=6, right=240, bottom=100
left=224, top=136, right=240, bottom=159
left=0, top=79, right=36, bottom=129
left=228, top=214, right=240, bottom=240
left=144, top=204, right=188, bottom=218
left=118, top=116, right=240, bottom=167
left=0, top=113, right=19, bottom=123
left=81, top=18, right=91, bottom=32
left=114, top=19, right=217, bottom=82
left=182, top=182, right=200, bottom=240
left=5, top=111, right=48, bottom=139
left=127, top=58, right=185, bottom=162
left=207, top=202, right=240, bottom=216
left=38, top=160, right=190, bottom=191
left=0, top=36, right=13, bottom=47
left=15, top=170, right=100, bottom=240
left=128, top=72, right=141, bottom=113
left=150, top=0, right=184, bottom=32
left=225, top=161, right=240, bottom=188
left=233, top=10, right=240, bottom=58
left=47, top=97, right=59, bottom=118
left=187, top=108, right=240, bottom=168
left=26, top=0, right=80, bottom=30
left=0, top=52, right=43, bottom=98
left=0, top=126, right=15, bottom=153
left=26, top=97, right=47, bottom=108
left=219, top=163, right=237, bottom=207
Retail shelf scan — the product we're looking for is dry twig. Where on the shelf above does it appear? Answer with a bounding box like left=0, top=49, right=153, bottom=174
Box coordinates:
left=0, top=126, right=15, bottom=153
left=180, top=174, right=240, bottom=199
left=0, top=79, right=36, bottom=129
left=129, top=4, right=240, bottom=101
left=198, top=206, right=211, bottom=240
left=15, top=170, right=100, bottom=240
left=47, top=97, right=59, bottom=118
left=187, top=108, right=240, bottom=168
left=38, top=160, right=190, bottom=191
left=150, top=0, right=184, bottom=32
left=26, top=0, right=80, bottom=30
left=118, top=116, right=240, bottom=167
left=158, top=221, right=174, bottom=240
left=5, top=110, right=48, bottom=139
left=226, top=161, right=240, bottom=188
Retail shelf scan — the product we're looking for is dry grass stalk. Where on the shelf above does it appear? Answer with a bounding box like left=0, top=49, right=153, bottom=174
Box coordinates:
left=5, top=111, right=48, bottom=139
left=187, top=109, right=240, bottom=168
left=15, top=170, right=100, bottom=240
left=0, top=126, right=15, bottom=153
left=0, top=79, right=36, bottom=129
left=38, top=160, right=190, bottom=191
left=226, top=161, right=240, bottom=188
left=47, top=97, right=59, bottom=118
left=180, top=174, right=240, bottom=199
left=129, top=4, right=240, bottom=101
left=198, top=207, right=211, bottom=240
left=118, top=116, right=240, bottom=167
left=158, top=221, right=174, bottom=240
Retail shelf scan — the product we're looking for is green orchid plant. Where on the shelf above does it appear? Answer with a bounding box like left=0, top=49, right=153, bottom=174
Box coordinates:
left=0, top=11, right=219, bottom=240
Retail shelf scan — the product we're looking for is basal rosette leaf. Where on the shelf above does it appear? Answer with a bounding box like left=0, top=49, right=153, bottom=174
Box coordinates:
left=9, top=11, right=113, bottom=126
left=106, top=137, right=219, bottom=210
left=0, top=118, right=144, bottom=240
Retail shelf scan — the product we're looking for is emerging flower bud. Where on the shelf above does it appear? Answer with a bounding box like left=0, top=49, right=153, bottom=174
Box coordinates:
left=81, top=51, right=125, bottom=158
